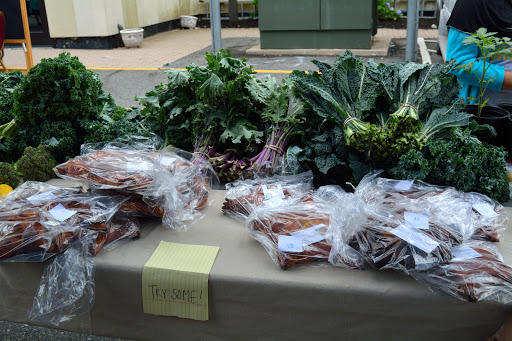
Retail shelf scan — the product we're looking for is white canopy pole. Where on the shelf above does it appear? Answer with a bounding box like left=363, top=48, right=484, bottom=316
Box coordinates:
left=210, top=0, right=222, bottom=54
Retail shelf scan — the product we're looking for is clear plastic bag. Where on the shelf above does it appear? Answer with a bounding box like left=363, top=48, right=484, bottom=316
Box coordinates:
left=355, top=172, right=508, bottom=242
left=222, top=171, right=315, bottom=221
left=410, top=240, right=512, bottom=303
left=0, top=182, right=127, bottom=261
left=80, top=133, right=163, bottom=154
left=142, top=148, right=218, bottom=231
left=328, top=172, right=506, bottom=273
left=56, top=139, right=217, bottom=230
left=247, top=189, right=367, bottom=270
left=28, top=235, right=96, bottom=327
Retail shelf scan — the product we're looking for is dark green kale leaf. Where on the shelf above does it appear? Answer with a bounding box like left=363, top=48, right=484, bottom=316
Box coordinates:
left=391, top=128, right=509, bottom=203
left=0, top=71, right=24, bottom=124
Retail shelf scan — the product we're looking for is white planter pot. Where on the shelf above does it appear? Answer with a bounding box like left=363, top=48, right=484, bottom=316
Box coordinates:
left=120, top=28, right=144, bottom=48
left=180, top=15, right=198, bottom=29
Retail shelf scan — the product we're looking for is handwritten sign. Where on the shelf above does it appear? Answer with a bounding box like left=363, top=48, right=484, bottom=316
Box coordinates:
left=142, top=241, right=220, bottom=321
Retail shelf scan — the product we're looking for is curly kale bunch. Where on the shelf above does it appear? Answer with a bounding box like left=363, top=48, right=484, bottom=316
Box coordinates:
left=0, top=53, right=139, bottom=163
left=83, top=106, right=145, bottom=144
left=14, top=145, right=57, bottom=182
left=390, top=128, right=510, bottom=203
left=0, top=162, right=20, bottom=189
left=13, top=52, right=106, bottom=126
left=0, top=71, right=24, bottom=124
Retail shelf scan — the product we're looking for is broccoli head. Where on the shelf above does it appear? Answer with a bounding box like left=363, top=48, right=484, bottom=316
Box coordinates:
left=0, top=162, right=20, bottom=188
left=15, top=145, right=57, bottom=182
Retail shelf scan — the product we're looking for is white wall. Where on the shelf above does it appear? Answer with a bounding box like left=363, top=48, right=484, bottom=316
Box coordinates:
left=45, top=0, right=207, bottom=38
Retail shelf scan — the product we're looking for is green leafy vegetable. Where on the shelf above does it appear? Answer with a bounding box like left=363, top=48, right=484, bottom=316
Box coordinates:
left=0, top=162, right=20, bottom=188
left=14, top=145, right=57, bottom=182
left=390, top=128, right=509, bottom=203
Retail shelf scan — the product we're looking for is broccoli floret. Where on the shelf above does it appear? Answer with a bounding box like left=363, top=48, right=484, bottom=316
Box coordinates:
left=0, top=162, right=20, bottom=188
left=15, top=145, right=57, bottom=182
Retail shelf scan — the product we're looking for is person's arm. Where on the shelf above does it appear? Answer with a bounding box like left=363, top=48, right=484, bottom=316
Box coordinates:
left=446, top=28, right=506, bottom=92
left=502, top=71, right=512, bottom=90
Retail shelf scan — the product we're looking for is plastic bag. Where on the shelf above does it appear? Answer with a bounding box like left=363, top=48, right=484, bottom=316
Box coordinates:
left=355, top=172, right=508, bottom=242
left=410, top=240, right=512, bottom=303
left=56, top=140, right=217, bottom=230
left=100, top=214, right=141, bottom=251
left=80, top=133, right=163, bottom=154
left=223, top=171, right=315, bottom=221
left=0, top=182, right=127, bottom=262
left=247, top=188, right=366, bottom=270
left=28, top=235, right=95, bottom=327
left=141, top=148, right=218, bottom=231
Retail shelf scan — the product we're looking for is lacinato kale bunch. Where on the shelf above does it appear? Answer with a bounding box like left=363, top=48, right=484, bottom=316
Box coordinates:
left=291, top=51, right=381, bottom=158
left=0, top=53, right=118, bottom=162
left=390, top=128, right=510, bottom=203
left=14, top=145, right=57, bottom=182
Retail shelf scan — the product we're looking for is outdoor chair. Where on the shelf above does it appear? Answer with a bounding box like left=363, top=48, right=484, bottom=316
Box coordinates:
left=0, top=11, right=7, bottom=72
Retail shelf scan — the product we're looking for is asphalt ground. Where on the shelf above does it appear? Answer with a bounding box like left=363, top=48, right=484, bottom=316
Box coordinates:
left=0, top=36, right=446, bottom=341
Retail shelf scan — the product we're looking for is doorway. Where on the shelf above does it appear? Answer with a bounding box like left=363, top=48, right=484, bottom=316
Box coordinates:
left=26, top=0, right=50, bottom=46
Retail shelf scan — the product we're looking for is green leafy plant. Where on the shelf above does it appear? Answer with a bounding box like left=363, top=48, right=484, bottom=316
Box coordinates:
left=390, top=128, right=509, bottom=203
left=0, top=53, right=128, bottom=163
left=14, top=145, right=57, bottom=182
left=137, top=49, right=266, bottom=165
left=378, top=0, right=403, bottom=21
left=0, top=162, right=20, bottom=189
left=457, top=28, right=512, bottom=116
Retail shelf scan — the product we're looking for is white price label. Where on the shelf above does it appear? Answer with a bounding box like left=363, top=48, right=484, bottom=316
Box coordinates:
left=404, top=211, right=429, bottom=230
left=27, top=191, right=58, bottom=204
left=261, top=196, right=285, bottom=208
left=262, top=184, right=285, bottom=200
left=473, top=203, right=499, bottom=218
left=391, top=225, right=439, bottom=254
left=451, top=245, right=482, bottom=260
left=159, top=156, right=177, bottom=168
left=291, top=224, right=327, bottom=245
left=48, top=203, right=78, bottom=222
left=278, top=235, right=303, bottom=253
left=394, top=180, right=414, bottom=191
left=126, top=161, right=152, bottom=172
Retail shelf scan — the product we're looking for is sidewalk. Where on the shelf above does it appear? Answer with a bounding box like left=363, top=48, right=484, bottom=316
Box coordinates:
left=2, top=27, right=439, bottom=69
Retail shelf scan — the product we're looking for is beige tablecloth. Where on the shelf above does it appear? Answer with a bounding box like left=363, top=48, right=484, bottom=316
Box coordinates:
left=1, top=190, right=511, bottom=341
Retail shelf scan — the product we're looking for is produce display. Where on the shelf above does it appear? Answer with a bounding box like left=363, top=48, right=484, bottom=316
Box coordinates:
left=0, top=47, right=512, bottom=327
